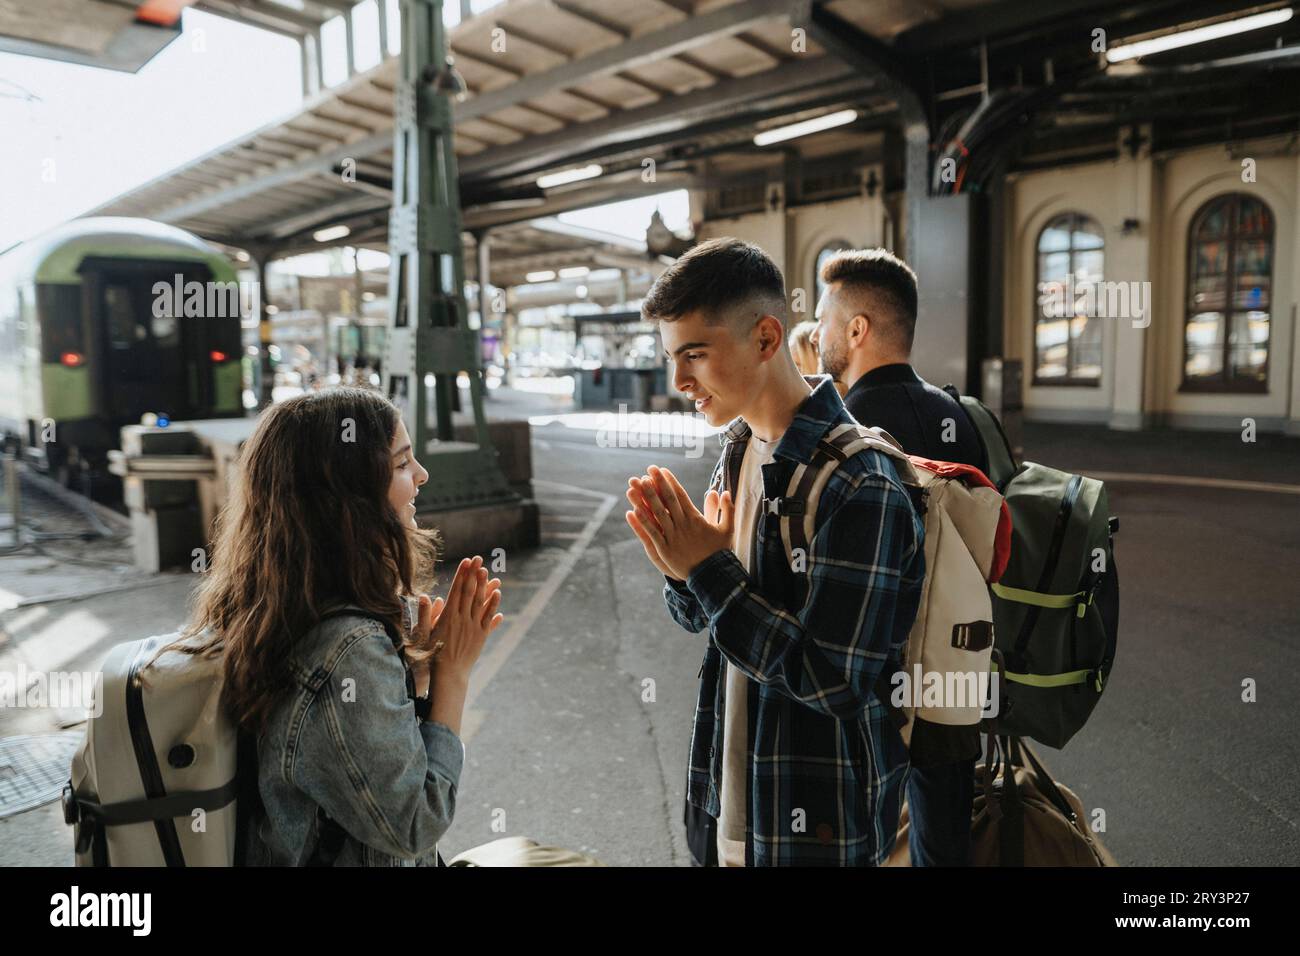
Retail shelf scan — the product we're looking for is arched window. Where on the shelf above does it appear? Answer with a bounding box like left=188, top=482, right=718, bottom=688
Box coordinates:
left=813, top=239, right=852, bottom=308
left=1184, top=194, right=1272, bottom=392
left=1033, top=213, right=1104, bottom=384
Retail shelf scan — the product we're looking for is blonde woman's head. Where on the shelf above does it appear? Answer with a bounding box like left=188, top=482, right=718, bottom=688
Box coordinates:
left=788, top=320, right=820, bottom=377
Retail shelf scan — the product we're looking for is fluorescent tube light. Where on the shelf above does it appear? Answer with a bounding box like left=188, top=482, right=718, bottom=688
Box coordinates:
left=313, top=224, right=351, bottom=242
left=536, top=164, right=603, bottom=189
left=753, top=109, right=858, bottom=147
left=1106, top=8, right=1294, bottom=62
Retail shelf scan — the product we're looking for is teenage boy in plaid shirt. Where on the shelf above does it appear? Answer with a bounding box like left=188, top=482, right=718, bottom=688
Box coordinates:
left=625, top=238, right=925, bottom=866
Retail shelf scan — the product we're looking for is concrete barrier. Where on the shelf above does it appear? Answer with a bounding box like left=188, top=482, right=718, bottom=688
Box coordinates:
left=111, top=417, right=539, bottom=572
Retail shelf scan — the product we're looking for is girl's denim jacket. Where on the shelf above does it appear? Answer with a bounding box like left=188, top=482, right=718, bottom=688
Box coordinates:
left=243, top=600, right=464, bottom=866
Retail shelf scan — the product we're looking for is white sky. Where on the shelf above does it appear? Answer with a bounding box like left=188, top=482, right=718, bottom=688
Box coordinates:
left=560, top=192, right=691, bottom=241
left=0, top=2, right=690, bottom=265
left=0, top=9, right=301, bottom=252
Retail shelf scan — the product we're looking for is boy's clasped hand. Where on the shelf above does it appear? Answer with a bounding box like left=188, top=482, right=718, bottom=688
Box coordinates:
left=624, top=464, right=734, bottom=583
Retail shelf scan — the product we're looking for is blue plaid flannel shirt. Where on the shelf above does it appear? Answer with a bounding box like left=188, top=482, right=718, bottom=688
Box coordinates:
left=664, top=375, right=925, bottom=865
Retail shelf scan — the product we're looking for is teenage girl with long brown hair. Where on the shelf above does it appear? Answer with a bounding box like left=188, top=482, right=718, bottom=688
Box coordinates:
left=172, top=386, right=502, bottom=865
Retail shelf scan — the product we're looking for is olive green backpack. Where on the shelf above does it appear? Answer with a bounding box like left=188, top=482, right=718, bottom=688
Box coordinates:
left=944, top=387, right=1120, bottom=749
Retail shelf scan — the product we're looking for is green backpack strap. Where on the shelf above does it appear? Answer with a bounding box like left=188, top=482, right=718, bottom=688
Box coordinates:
left=992, top=658, right=1096, bottom=689
left=991, top=582, right=1093, bottom=618
left=943, top=385, right=1018, bottom=490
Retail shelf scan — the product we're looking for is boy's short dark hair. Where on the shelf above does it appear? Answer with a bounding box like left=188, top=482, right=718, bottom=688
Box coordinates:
left=820, top=249, right=919, bottom=351
left=642, top=237, right=787, bottom=329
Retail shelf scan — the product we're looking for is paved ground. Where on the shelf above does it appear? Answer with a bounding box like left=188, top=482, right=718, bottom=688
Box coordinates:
left=2, top=389, right=1297, bottom=866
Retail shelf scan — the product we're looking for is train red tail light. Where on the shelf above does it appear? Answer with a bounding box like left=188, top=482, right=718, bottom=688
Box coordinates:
left=60, top=352, right=84, bottom=367
left=210, top=350, right=227, bottom=362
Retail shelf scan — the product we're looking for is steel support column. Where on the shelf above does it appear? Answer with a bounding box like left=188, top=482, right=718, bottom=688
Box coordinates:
left=249, top=248, right=276, bottom=410
left=300, top=34, right=320, bottom=99
left=795, top=2, right=929, bottom=266
left=475, top=230, right=492, bottom=333
left=382, top=0, right=515, bottom=517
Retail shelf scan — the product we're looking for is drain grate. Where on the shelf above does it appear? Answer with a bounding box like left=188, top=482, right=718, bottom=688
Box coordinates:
left=0, top=733, right=83, bottom=818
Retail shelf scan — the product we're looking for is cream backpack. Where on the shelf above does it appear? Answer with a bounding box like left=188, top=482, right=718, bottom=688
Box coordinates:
left=64, top=607, right=402, bottom=866
left=773, top=424, right=1012, bottom=743
left=64, top=632, right=243, bottom=866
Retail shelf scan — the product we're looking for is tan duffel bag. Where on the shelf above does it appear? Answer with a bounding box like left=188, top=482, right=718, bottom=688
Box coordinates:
left=971, top=734, right=1116, bottom=867
left=448, top=836, right=605, bottom=867
left=886, top=734, right=1116, bottom=867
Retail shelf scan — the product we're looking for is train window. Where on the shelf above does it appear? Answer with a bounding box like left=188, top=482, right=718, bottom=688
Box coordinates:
left=105, top=283, right=140, bottom=349
left=36, top=284, right=84, bottom=362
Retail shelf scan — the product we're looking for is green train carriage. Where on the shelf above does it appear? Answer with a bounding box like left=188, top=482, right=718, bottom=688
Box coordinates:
left=0, top=217, right=245, bottom=484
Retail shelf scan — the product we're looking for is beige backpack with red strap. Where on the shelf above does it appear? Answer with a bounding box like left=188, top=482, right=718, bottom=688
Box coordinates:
left=772, top=423, right=1012, bottom=743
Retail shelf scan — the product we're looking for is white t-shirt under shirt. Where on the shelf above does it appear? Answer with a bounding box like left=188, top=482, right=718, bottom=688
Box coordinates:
left=716, top=433, right=777, bottom=867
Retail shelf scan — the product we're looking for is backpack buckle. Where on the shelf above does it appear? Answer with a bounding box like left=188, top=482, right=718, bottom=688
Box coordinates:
left=951, top=620, right=994, bottom=652
left=1076, top=583, right=1099, bottom=619
left=762, top=497, right=804, bottom=517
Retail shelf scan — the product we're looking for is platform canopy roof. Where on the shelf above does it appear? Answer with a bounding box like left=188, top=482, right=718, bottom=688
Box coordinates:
left=69, top=0, right=1300, bottom=259
left=81, top=0, right=984, bottom=254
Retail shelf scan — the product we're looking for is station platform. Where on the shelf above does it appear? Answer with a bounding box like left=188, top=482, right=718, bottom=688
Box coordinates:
left=3, top=421, right=1299, bottom=866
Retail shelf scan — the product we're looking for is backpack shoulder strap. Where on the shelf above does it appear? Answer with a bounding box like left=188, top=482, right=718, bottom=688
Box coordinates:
left=823, top=422, right=921, bottom=482
left=233, top=728, right=261, bottom=866
left=773, top=424, right=912, bottom=730
left=943, top=385, right=1018, bottom=489
left=715, top=431, right=748, bottom=497
left=777, top=429, right=850, bottom=570
left=776, top=422, right=921, bottom=567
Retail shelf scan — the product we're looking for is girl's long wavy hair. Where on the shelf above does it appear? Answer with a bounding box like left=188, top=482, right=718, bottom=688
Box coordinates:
left=166, top=387, right=440, bottom=735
